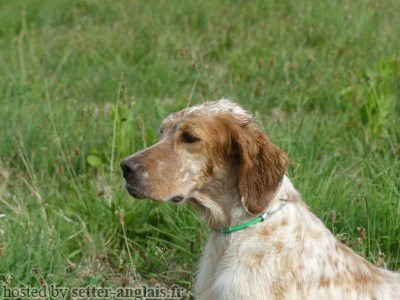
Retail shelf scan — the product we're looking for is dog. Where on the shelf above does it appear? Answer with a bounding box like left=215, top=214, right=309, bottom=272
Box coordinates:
left=121, top=99, right=400, bottom=299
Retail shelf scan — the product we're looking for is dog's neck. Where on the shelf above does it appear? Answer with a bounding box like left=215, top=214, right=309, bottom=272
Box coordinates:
left=191, top=175, right=297, bottom=230
left=226, top=176, right=293, bottom=228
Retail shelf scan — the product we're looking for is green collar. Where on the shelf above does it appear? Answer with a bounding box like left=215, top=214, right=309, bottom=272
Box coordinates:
left=221, top=199, right=288, bottom=234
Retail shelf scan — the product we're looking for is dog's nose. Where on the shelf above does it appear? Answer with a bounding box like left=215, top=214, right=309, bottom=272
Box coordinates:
left=120, top=159, right=140, bottom=179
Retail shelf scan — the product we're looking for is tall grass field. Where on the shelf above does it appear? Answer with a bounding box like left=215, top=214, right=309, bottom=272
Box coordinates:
left=0, top=0, right=399, bottom=294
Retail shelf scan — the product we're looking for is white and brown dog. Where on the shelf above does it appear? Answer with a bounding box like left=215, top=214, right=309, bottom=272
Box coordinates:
left=121, top=99, right=400, bottom=299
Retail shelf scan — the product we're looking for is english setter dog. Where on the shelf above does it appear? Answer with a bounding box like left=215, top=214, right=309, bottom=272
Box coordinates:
left=121, top=99, right=400, bottom=299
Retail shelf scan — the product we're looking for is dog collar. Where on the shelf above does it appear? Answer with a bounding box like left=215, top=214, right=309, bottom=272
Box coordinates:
left=221, top=199, right=288, bottom=234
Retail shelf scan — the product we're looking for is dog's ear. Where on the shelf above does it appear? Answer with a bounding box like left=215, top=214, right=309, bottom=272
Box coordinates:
left=233, top=123, right=288, bottom=215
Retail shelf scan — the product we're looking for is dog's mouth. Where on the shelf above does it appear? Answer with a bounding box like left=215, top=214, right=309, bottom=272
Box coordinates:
left=170, top=195, right=184, bottom=203
left=124, top=183, right=186, bottom=204
left=125, top=183, right=147, bottom=199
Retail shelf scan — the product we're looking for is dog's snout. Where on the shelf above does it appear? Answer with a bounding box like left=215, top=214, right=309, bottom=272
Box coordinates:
left=121, top=159, right=140, bottom=179
left=121, top=157, right=147, bottom=199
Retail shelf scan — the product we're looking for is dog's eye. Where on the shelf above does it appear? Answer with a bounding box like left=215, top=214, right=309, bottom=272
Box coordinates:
left=159, top=127, right=164, bottom=135
left=181, top=131, right=200, bottom=143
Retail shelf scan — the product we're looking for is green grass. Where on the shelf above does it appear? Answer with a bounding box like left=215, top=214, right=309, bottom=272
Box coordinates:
left=0, top=0, right=399, bottom=292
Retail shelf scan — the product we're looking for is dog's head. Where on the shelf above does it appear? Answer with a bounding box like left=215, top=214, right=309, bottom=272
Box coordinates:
left=121, top=99, right=287, bottom=221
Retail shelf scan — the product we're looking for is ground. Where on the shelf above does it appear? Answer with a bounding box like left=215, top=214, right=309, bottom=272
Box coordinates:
left=0, top=0, right=399, bottom=293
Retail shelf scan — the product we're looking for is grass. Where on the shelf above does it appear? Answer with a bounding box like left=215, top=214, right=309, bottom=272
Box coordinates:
left=0, top=0, right=399, bottom=293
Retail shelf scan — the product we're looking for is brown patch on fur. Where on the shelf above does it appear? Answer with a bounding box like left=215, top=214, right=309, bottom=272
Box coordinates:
left=269, top=279, right=288, bottom=300
left=203, top=161, right=215, bottom=178
left=273, top=241, right=284, bottom=253
left=280, top=219, right=288, bottom=226
left=338, top=243, right=352, bottom=255
left=328, top=256, right=338, bottom=268
left=240, top=246, right=267, bottom=269
left=318, top=276, right=331, bottom=287
left=295, top=227, right=302, bottom=242
left=259, top=225, right=277, bottom=237
left=353, top=267, right=380, bottom=285
left=297, top=262, right=305, bottom=272
left=251, top=251, right=265, bottom=266
left=332, top=277, right=345, bottom=287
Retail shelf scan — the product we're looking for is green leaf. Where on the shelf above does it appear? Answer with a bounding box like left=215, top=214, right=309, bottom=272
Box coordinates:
left=87, top=155, right=103, bottom=167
